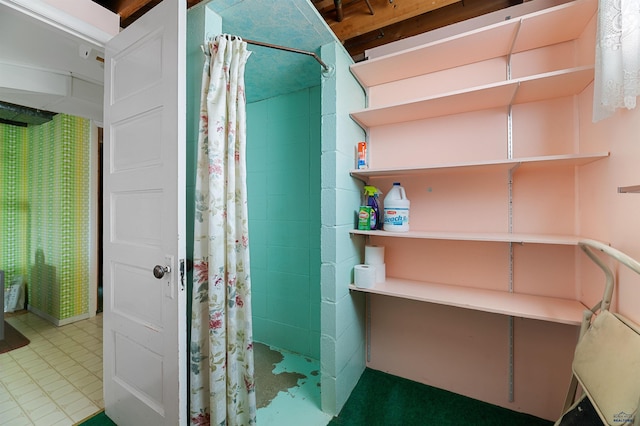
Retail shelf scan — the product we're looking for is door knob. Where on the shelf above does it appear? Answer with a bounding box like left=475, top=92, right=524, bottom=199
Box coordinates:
left=153, top=265, right=171, bottom=279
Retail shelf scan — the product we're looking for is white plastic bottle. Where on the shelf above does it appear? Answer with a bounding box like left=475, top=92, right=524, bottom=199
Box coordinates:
left=383, top=182, right=410, bottom=232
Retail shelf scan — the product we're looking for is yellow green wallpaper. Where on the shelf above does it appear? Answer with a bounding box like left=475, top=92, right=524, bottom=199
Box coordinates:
left=0, top=124, right=30, bottom=287
left=1, top=114, right=91, bottom=321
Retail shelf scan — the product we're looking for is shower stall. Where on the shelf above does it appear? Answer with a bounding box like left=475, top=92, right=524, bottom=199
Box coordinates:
left=186, top=0, right=366, bottom=417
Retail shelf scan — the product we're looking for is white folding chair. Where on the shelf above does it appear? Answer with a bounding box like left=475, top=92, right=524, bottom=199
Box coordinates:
left=556, top=240, right=640, bottom=426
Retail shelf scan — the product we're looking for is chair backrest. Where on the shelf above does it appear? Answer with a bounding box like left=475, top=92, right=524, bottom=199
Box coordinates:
left=572, top=310, right=640, bottom=425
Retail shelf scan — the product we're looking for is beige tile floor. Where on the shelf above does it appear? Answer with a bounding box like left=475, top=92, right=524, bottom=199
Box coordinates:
left=0, top=312, right=103, bottom=426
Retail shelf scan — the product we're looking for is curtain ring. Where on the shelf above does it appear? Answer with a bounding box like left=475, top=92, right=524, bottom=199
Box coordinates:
left=217, top=34, right=242, bottom=42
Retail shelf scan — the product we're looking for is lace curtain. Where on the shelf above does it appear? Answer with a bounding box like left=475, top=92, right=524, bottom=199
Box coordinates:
left=594, top=0, right=640, bottom=121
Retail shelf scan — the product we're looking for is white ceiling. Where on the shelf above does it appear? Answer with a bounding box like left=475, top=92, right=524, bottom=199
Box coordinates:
left=0, top=0, right=340, bottom=124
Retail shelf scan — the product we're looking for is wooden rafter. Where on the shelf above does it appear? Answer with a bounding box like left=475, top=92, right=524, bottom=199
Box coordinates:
left=94, top=0, right=203, bottom=26
left=318, top=0, right=462, bottom=41
left=344, top=0, right=521, bottom=58
left=113, top=0, right=157, bottom=21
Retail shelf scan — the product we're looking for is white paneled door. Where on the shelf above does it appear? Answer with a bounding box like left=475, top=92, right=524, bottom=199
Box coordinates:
left=103, top=0, right=186, bottom=424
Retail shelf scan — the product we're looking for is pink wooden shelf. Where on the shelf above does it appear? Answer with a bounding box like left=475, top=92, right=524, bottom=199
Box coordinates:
left=351, top=81, right=518, bottom=127
left=514, top=66, right=594, bottom=104
left=511, top=0, right=597, bottom=54
left=349, top=66, right=594, bottom=128
left=350, top=20, right=520, bottom=88
left=350, top=152, right=609, bottom=181
left=349, top=0, right=597, bottom=88
left=349, top=278, right=587, bottom=325
left=349, top=230, right=587, bottom=245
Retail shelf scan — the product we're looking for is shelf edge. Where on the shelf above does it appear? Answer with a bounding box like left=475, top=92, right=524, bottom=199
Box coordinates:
left=349, top=280, right=588, bottom=326
left=349, top=152, right=609, bottom=180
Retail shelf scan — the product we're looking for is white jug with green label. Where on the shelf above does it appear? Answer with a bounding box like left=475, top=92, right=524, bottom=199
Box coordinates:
left=383, top=182, right=410, bottom=232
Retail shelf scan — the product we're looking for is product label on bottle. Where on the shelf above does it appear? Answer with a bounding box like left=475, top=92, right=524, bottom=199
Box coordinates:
left=356, top=142, right=367, bottom=169
left=383, top=208, right=409, bottom=227
left=358, top=206, right=373, bottom=230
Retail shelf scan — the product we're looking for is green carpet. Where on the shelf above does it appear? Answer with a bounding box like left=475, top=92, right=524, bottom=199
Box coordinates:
left=329, top=368, right=554, bottom=426
left=77, top=410, right=116, bottom=425
left=78, top=369, right=555, bottom=425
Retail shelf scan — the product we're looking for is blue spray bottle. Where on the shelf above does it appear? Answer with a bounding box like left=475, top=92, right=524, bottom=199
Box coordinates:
left=363, top=186, right=382, bottom=230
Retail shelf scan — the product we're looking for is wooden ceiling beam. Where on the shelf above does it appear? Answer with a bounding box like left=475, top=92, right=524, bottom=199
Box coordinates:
left=313, top=0, right=337, bottom=13
left=109, top=0, right=156, bottom=21
left=323, top=0, right=461, bottom=40
left=95, top=0, right=203, bottom=27
left=344, top=0, right=521, bottom=59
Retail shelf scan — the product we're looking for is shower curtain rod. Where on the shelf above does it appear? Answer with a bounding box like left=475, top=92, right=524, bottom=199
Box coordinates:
left=202, top=37, right=330, bottom=71
left=244, top=39, right=329, bottom=72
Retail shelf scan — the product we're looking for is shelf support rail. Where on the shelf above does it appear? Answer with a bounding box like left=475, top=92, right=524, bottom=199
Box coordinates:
left=505, top=19, right=523, bottom=81
left=506, top=163, right=520, bottom=402
left=562, top=239, right=640, bottom=412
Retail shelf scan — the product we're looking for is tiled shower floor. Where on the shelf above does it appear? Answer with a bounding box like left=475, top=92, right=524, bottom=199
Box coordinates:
left=254, top=342, right=331, bottom=426
left=0, top=312, right=331, bottom=426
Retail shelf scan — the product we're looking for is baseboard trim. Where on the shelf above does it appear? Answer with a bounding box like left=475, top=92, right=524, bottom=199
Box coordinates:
left=27, top=305, right=90, bottom=326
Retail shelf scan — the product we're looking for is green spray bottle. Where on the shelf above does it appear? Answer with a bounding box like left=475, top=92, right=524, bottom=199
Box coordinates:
left=363, top=186, right=382, bottom=230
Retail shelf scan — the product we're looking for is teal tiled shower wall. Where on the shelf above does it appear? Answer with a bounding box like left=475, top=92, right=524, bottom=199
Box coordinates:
left=247, top=86, right=321, bottom=359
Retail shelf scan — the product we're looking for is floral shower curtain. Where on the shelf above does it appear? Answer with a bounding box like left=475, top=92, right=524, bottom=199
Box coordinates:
left=190, top=35, right=256, bottom=426
left=594, top=0, right=640, bottom=121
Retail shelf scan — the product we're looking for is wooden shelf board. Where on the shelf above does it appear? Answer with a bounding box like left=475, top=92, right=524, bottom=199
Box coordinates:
left=350, top=67, right=593, bottom=128
left=512, top=0, right=598, bottom=54
left=349, top=278, right=587, bottom=326
left=350, top=152, right=609, bottom=180
left=351, top=161, right=516, bottom=180
left=514, top=66, right=594, bottom=104
left=513, top=152, right=609, bottom=170
left=350, top=230, right=585, bottom=245
left=349, top=0, right=597, bottom=88
left=350, top=20, right=520, bottom=87
left=350, top=82, right=518, bottom=128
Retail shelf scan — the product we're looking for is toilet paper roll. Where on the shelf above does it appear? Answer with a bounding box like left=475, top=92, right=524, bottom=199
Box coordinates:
left=354, top=264, right=376, bottom=289
left=364, top=245, right=385, bottom=265
left=375, top=263, right=386, bottom=283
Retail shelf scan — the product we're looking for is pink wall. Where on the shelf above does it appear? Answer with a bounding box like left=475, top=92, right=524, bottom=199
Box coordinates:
left=358, top=3, right=628, bottom=421
left=574, top=3, right=640, bottom=318
left=578, top=86, right=640, bottom=319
